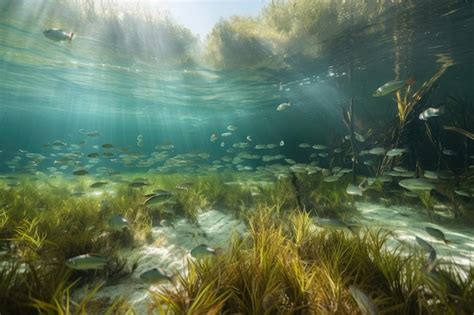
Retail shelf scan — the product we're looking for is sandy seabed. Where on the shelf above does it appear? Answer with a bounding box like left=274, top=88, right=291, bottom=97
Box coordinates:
left=73, top=202, right=474, bottom=312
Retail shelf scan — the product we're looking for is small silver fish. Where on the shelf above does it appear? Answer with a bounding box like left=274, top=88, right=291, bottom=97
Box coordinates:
left=372, top=77, right=415, bottom=97
left=90, top=181, right=108, bottom=188
left=423, top=249, right=437, bottom=272
left=66, top=254, right=107, bottom=270
left=43, top=28, right=74, bottom=42
left=316, top=218, right=360, bottom=234
left=398, top=178, right=435, bottom=192
left=140, top=268, right=177, bottom=285
left=419, top=106, right=444, bottom=121
left=108, top=214, right=129, bottom=232
left=276, top=102, right=291, bottom=111
left=386, top=148, right=408, bottom=157
left=442, top=149, right=456, bottom=156
left=73, top=168, right=88, bottom=176
left=190, top=244, right=222, bottom=259
left=144, top=192, right=173, bottom=206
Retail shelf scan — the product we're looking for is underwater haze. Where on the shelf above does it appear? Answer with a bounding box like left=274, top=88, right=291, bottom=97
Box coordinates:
left=1, top=0, right=474, bottom=314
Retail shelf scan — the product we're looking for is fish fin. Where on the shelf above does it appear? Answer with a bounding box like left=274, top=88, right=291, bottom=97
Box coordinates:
left=437, top=105, right=445, bottom=114
left=405, top=76, right=416, bottom=85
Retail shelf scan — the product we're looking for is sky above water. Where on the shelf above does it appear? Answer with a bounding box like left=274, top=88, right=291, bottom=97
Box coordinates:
left=150, top=0, right=268, bottom=38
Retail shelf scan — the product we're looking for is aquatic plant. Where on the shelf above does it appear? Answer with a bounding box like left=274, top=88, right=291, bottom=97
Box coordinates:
left=151, top=207, right=474, bottom=314
left=381, top=54, right=455, bottom=173
left=204, top=0, right=395, bottom=69
left=0, top=177, right=152, bottom=313
left=418, top=192, right=437, bottom=217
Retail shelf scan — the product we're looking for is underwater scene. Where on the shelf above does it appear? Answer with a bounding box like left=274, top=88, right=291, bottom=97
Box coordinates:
left=1, top=0, right=474, bottom=314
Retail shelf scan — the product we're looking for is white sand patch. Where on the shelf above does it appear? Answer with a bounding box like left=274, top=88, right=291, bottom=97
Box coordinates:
left=356, top=202, right=474, bottom=270
left=72, top=209, right=246, bottom=313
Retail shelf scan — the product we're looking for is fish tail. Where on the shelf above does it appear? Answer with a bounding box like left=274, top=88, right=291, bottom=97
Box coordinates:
left=438, top=105, right=445, bottom=114
left=405, top=76, right=416, bottom=86
left=69, top=32, right=74, bottom=42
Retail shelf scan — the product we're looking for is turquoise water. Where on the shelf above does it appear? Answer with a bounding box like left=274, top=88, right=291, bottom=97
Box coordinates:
left=1, top=0, right=473, bottom=176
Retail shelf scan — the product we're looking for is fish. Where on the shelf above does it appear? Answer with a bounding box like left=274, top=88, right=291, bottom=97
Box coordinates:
left=130, top=181, right=149, bottom=188
left=276, top=102, right=291, bottom=111
left=102, top=144, right=114, bottom=149
left=220, top=142, right=225, bottom=147
left=312, top=144, right=327, bottom=150
left=221, top=132, right=232, bottom=137
left=280, top=140, right=285, bottom=146
left=393, top=166, right=408, bottom=173
left=323, top=176, right=340, bottom=183
left=423, top=170, right=439, bottom=180
left=233, top=142, right=250, bottom=149
left=140, top=268, right=177, bottom=285
left=210, top=134, right=218, bottom=142
left=87, top=131, right=100, bottom=137
left=348, top=285, right=379, bottom=315
left=73, top=168, right=88, bottom=176
left=65, top=254, right=107, bottom=270
left=416, top=236, right=435, bottom=252
left=108, top=214, right=129, bottom=232
left=442, top=149, right=456, bottom=156
left=316, top=218, right=360, bottom=234
left=90, top=181, right=108, bottom=188
left=52, top=140, right=66, bottom=147
left=398, top=178, right=435, bottom=192
left=346, top=183, right=363, bottom=196
left=144, top=192, right=173, bottom=206
left=425, top=227, right=450, bottom=244
left=369, top=147, right=386, bottom=155
left=354, top=132, right=366, bottom=143
left=419, top=106, right=444, bottom=121
left=318, top=152, right=329, bottom=158
left=227, top=125, right=238, bottom=131
left=246, top=136, right=252, bottom=142
left=43, top=28, right=74, bottom=42
left=454, top=189, right=471, bottom=197
left=190, top=244, right=221, bottom=259
left=298, top=143, right=311, bottom=148
left=87, top=152, right=100, bottom=158
left=423, top=249, right=437, bottom=272
left=372, top=77, right=415, bottom=97
left=385, top=148, right=407, bottom=157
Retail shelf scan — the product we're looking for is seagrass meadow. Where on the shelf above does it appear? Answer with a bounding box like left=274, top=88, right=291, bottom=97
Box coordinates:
left=1, top=0, right=474, bottom=314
